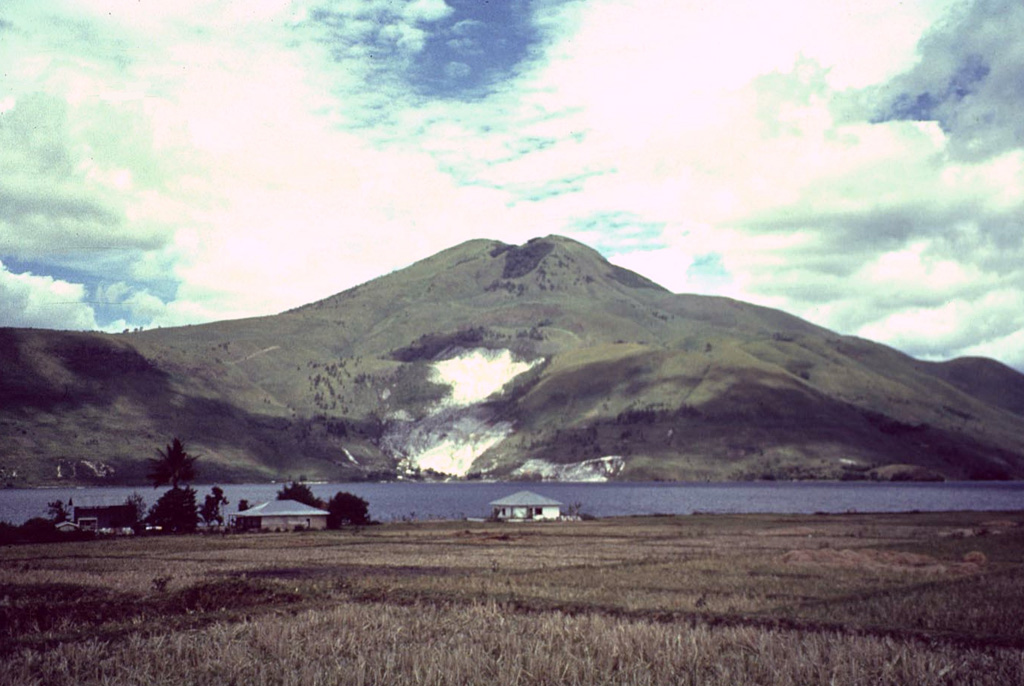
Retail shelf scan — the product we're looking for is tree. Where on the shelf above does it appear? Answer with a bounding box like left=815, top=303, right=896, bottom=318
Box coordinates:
left=147, top=438, right=198, bottom=490
left=47, top=499, right=71, bottom=523
left=326, top=491, right=370, bottom=528
left=276, top=481, right=324, bottom=509
left=200, top=486, right=229, bottom=526
left=124, top=492, right=147, bottom=533
left=146, top=438, right=199, bottom=534
left=147, top=487, right=199, bottom=533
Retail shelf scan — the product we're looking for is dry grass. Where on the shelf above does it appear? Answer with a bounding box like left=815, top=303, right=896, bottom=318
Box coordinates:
left=2, top=511, right=1023, bottom=685
left=6, top=600, right=1023, bottom=686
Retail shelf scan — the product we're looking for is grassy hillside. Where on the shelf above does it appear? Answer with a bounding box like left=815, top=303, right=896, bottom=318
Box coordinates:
left=3, top=235, right=1024, bottom=485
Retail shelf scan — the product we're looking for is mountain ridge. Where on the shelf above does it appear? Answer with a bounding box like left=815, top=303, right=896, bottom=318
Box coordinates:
left=2, top=235, right=1023, bottom=486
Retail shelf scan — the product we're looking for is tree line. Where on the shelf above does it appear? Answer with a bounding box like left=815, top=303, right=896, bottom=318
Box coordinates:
left=146, top=438, right=369, bottom=532
left=2, top=437, right=369, bottom=542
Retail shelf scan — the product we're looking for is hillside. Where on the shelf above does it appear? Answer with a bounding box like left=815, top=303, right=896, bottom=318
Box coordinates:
left=3, top=235, right=1024, bottom=486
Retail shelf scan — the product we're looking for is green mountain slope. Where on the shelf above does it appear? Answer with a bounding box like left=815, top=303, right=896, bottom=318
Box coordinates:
left=3, top=235, right=1024, bottom=486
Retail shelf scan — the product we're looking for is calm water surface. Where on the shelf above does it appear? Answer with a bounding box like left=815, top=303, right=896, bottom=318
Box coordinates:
left=2, top=481, right=1023, bottom=525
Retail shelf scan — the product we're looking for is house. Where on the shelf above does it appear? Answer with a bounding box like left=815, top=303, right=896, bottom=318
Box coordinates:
left=490, top=491, right=563, bottom=521
left=230, top=499, right=329, bottom=531
left=74, top=504, right=137, bottom=532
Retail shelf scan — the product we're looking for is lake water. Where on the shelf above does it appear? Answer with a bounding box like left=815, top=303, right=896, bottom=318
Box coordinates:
left=2, top=481, right=1023, bottom=526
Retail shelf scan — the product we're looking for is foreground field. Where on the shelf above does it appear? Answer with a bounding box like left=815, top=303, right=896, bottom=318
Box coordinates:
left=2, top=511, right=1023, bottom=685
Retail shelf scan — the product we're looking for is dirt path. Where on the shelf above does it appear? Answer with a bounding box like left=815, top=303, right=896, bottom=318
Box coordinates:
left=230, top=345, right=280, bottom=364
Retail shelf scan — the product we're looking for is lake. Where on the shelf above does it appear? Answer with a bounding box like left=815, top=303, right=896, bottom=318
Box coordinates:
left=2, top=481, right=1023, bottom=526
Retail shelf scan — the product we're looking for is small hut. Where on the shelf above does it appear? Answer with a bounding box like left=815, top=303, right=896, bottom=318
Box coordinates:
left=489, top=491, right=562, bottom=521
left=74, top=504, right=136, bottom=532
left=231, top=500, right=329, bottom=531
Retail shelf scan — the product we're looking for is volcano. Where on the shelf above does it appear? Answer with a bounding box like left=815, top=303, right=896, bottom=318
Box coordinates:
left=3, top=235, right=1024, bottom=486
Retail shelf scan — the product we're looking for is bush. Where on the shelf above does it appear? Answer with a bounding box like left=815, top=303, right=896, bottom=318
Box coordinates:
left=147, top=487, right=199, bottom=533
left=124, top=492, right=147, bottom=534
left=200, top=486, right=229, bottom=526
left=0, top=518, right=94, bottom=545
left=276, top=482, right=325, bottom=509
left=327, top=492, right=370, bottom=528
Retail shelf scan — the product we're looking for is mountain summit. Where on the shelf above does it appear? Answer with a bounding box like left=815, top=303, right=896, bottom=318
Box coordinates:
left=3, top=236, right=1024, bottom=486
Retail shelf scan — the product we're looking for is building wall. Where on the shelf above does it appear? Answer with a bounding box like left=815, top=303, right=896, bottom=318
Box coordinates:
left=493, top=505, right=561, bottom=520
left=538, top=505, right=561, bottom=520
left=74, top=505, right=135, bottom=531
left=258, top=514, right=328, bottom=531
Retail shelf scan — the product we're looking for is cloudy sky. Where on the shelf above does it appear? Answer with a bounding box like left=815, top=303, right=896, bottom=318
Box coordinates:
left=2, top=0, right=1023, bottom=368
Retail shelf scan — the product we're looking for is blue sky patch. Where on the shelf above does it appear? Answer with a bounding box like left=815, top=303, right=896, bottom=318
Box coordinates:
left=411, top=0, right=537, bottom=98
left=3, top=255, right=176, bottom=329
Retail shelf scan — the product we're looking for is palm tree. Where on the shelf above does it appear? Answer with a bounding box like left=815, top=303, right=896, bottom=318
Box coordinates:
left=148, top=437, right=197, bottom=490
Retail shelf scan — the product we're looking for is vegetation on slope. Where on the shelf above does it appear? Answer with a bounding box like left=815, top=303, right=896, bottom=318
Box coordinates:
left=2, top=235, right=1024, bottom=485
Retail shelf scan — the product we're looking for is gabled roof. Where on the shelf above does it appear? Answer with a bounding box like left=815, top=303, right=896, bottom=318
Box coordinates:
left=489, top=490, right=563, bottom=507
left=237, top=499, right=329, bottom=517
left=75, top=504, right=134, bottom=512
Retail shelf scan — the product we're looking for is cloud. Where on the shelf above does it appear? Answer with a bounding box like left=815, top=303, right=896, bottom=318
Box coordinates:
left=2, top=0, right=1023, bottom=372
left=444, top=61, right=471, bottom=80
left=0, top=261, right=98, bottom=331
left=501, top=1, right=1024, bottom=368
left=0, top=94, right=131, bottom=255
left=871, top=0, right=1024, bottom=161
left=403, top=0, right=454, bottom=24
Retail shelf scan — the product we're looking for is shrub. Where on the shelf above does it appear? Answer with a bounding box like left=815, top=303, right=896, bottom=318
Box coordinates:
left=276, top=482, right=324, bottom=509
left=200, top=486, right=229, bottom=526
left=327, top=492, right=370, bottom=528
left=0, top=518, right=94, bottom=544
left=124, top=492, right=147, bottom=533
left=147, top=487, right=199, bottom=533
left=47, top=499, right=71, bottom=523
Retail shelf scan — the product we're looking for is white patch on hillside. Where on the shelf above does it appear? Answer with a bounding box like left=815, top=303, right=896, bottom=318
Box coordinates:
left=411, top=417, right=513, bottom=476
left=431, top=349, right=537, bottom=407
left=384, top=349, right=539, bottom=477
left=388, top=408, right=515, bottom=477
left=512, top=456, right=625, bottom=482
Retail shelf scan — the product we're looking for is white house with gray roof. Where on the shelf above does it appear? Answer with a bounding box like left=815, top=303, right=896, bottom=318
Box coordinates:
left=231, top=499, right=329, bottom=531
left=490, top=491, right=563, bottom=521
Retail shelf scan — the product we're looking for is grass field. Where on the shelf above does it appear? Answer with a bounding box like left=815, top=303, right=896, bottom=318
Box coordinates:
left=2, top=511, right=1023, bottom=684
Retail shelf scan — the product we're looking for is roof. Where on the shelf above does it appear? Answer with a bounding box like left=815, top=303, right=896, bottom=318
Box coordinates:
left=236, top=499, right=329, bottom=517
left=75, top=504, right=134, bottom=513
left=489, top=491, right=563, bottom=507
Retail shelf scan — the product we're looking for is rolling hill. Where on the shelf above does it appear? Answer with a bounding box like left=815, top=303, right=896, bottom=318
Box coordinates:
left=3, top=235, right=1024, bottom=486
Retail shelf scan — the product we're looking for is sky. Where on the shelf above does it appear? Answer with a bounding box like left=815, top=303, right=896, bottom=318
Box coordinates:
left=2, top=1, right=1023, bottom=370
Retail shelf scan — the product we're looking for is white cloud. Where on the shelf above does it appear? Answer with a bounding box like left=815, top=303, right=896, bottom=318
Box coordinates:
left=856, top=288, right=1024, bottom=363
left=403, top=0, right=453, bottom=24
left=857, top=241, right=976, bottom=298
left=1, top=0, right=1023, bottom=372
left=0, top=261, right=98, bottom=331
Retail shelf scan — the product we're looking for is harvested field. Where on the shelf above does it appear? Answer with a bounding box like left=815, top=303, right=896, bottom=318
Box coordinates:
left=2, top=511, right=1023, bottom=685
left=779, top=547, right=987, bottom=574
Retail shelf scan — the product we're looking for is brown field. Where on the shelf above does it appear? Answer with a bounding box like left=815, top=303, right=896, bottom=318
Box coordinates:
left=2, top=511, right=1023, bottom=685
